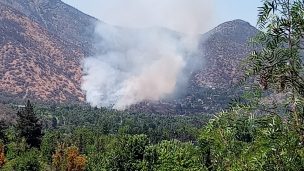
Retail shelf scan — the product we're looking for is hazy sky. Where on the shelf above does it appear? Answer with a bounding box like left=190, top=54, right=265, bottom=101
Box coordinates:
left=62, top=0, right=262, bottom=33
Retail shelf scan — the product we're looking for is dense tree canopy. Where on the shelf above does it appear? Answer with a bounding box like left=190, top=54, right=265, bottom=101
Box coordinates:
left=16, top=100, right=43, bottom=148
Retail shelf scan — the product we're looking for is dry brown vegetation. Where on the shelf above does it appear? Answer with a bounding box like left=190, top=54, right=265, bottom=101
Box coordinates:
left=0, top=3, right=86, bottom=103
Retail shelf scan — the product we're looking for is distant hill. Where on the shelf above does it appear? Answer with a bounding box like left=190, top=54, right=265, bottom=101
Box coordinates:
left=0, top=0, right=259, bottom=113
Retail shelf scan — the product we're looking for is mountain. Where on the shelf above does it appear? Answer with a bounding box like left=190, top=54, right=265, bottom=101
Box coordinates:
left=128, top=20, right=259, bottom=114
left=0, top=0, right=97, bottom=50
left=183, top=20, right=258, bottom=113
left=195, top=19, right=258, bottom=88
left=0, top=0, right=96, bottom=103
left=0, top=0, right=259, bottom=113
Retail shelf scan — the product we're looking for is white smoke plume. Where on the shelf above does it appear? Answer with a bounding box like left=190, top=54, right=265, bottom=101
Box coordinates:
left=82, top=0, right=214, bottom=109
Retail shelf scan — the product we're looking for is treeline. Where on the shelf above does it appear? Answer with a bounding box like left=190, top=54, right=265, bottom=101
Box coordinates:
left=1, top=92, right=304, bottom=170
left=34, top=104, right=210, bottom=143
left=0, top=100, right=212, bottom=170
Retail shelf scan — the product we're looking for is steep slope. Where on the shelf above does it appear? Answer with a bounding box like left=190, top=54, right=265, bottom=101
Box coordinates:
left=183, top=20, right=258, bottom=113
left=195, top=19, right=258, bottom=88
left=0, top=2, right=87, bottom=102
left=0, top=0, right=97, bottom=51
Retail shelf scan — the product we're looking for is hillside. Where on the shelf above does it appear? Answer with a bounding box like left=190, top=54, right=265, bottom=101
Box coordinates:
left=0, top=0, right=96, bottom=103
left=0, top=0, right=96, bottom=50
left=195, top=19, right=258, bottom=87
left=128, top=20, right=259, bottom=114
left=0, top=0, right=259, bottom=113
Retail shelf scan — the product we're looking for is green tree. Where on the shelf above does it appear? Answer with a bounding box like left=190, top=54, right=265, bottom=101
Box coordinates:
left=143, top=140, right=205, bottom=171
left=103, top=134, right=149, bottom=171
left=40, top=131, right=61, bottom=163
left=5, top=127, right=28, bottom=160
left=199, top=105, right=304, bottom=171
left=247, top=0, right=304, bottom=95
left=2, top=149, right=42, bottom=171
left=0, top=120, right=8, bottom=143
left=246, top=0, right=304, bottom=134
left=16, top=100, right=43, bottom=148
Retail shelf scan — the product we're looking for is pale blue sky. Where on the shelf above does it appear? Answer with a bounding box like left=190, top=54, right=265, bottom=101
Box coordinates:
left=62, top=0, right=262, bottom=33
left=215, top=1, right=261, bottom=27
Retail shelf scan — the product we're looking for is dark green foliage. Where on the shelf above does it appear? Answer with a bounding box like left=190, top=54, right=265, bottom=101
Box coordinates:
left=1, top=99, right=304, bottom=170
left=16, top=100, right=43, bottom=148
left=51, top=116, right=58, bottom=129
left=245, top=0, right=304, bottom=146
left=0, top=120, right=8, bottom=143
left=34, top=104, right=209, bottom=143
left=5, top=128, right=28, bottom=160
left=199, top=106, right=304, bottom=171
left=103, top=134, right=149, bottom=171
left=143, top=140, right=206, bottom=171
left=5, top=149, right=42, bottom=171
left=40, top=131, right=61, bottom=163
left=248, top=0, right=304, bottom=96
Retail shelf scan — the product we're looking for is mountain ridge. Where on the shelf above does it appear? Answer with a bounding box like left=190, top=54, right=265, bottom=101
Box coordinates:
left=0, top=0, right=97, bottom=51
left=0, top=1, right=87, bottom=102
left=0, top=0, right=259, bottom=113
left=194, top=19, right=258, bottom=88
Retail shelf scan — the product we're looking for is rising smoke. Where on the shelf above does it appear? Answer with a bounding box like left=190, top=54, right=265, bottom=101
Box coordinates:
left=82, top=0, right=214, bottom=110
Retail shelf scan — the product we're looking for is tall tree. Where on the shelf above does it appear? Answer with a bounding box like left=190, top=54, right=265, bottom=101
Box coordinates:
left=0, top=120, right=8, bottom=143
left=246, top=0, right=304, bottom=135
left=16, top=100, right=43, bottom=148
